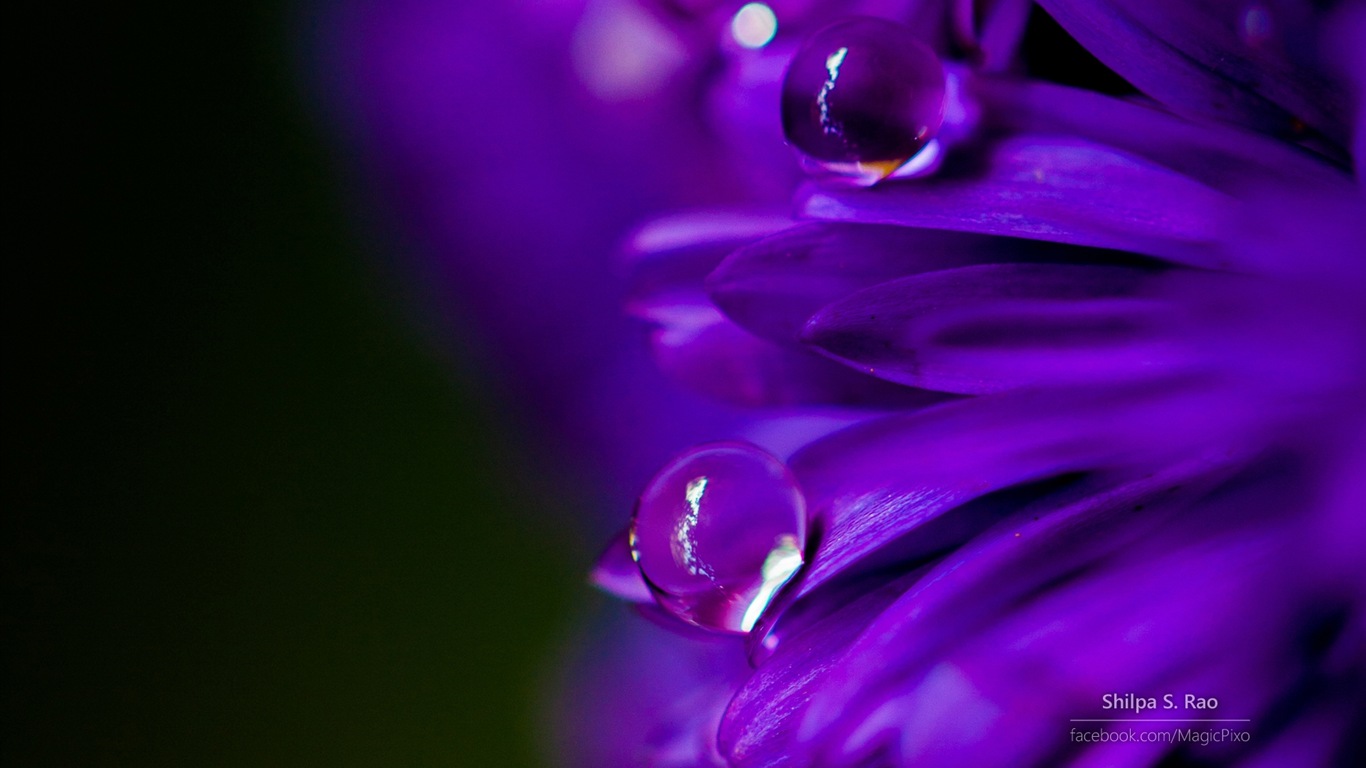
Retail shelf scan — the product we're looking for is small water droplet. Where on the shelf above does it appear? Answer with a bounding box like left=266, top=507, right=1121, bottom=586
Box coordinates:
left=781, top=17, right=945, bottom=182
left=630, top=442, right=807, bottom=633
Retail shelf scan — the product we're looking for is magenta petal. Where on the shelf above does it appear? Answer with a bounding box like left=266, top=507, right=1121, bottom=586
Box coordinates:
left=719, top=573, right=918, bottom=768
left=646, top=299, right=947, bottom=408
left=977, top=0, right=1033, bottom=71
left=972, top=77, right=1351, bottom=192
left=781, top=382, right=1256, bottom=609
left=800, top=263, right=1185, bottom=394
left=723, top=457, right=1238, bottom=767
left=953, top=0, right=1033, bottom=71
left=706, top=223, right=1013, bottom=343
left=784, top=378, right=1275, bottom=602
left=1034, top=0, right=1350, bottom=144
left=623, top=210, right=793, bottom=309
left=706, top=222, right=1143, bottom=345
left=806, top=495, right=1295, bottom=765
left=796, top=459, right=1235, bottom=724
left=590, top=528, right=653, bottom=603
left=800, top=136, right=1231, bottom=268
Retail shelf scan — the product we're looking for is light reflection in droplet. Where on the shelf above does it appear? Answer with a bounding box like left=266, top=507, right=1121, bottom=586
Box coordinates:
left=731, top=2, right=778, bottom=49
left=739, top=533, right=804, bottom=632
left=630, top=441, right=808, bottom=634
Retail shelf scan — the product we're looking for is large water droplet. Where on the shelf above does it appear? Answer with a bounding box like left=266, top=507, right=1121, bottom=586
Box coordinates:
left=630, top=442, right=807, bottom=634
left=780, top=17, right=945, bottom=181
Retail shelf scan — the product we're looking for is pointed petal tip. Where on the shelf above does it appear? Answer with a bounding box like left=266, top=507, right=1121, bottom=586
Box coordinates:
left=590, top=528, right=654, bottom=603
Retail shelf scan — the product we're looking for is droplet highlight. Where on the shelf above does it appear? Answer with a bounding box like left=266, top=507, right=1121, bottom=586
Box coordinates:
left=630, top=442, right=807, bottom=633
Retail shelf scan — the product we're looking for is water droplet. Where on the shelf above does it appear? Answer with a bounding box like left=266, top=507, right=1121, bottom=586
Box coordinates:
left=630, top=442, right=807, bottom=634
left=781, top=17, right=945, bottom=181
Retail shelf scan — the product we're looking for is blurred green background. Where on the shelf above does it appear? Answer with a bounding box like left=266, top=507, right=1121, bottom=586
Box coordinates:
left=6, top=3, right=581, bottom=765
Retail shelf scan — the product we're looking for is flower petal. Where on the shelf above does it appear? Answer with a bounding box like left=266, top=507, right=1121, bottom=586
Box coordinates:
left=806, top=481, right=1297, bottom=765
left=623, top=210, right=793, bottom=306
left=723, top=456, right=1239, bottom=767
left=719, top=571, right=922, bottom=768
left=590, top=527, right=653, bottom=603
left=707, top=222, right=1144, bottom=344
left=646, top=298, right=946, bottom=408
left=954, top=0, right=1034, bottom=71
left=800, top=136, right=1231, bottom=268
left=707, top=223, right=1006, bottom=344
left=800, top=263, right=1185, bottom=394
left=971, top=76, right=1351, bottom=191
left=1033, top=0, right=1350, bottom=145
left=781, top=378, right=1275, bottom=604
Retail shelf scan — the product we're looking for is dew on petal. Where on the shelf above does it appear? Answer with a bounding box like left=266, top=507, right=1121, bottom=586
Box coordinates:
left=630, top=442, right=807, bottom=633
left=781, top=17, right=945, bottom=181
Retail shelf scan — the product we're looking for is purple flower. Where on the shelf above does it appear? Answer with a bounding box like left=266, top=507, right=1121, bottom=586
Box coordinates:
left=582, top=2, right=1366, bottom=766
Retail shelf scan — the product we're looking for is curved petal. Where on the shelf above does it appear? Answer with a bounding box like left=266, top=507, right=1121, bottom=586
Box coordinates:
left=800, top=136, right=1232, bottom=268
left=800, top=263, right=1188, bottom=394
left=781, top=379, right=1268, bottom=607
left=708, top=223, right=1007, bottom=344
left=953, top=0, right=1033, bottom=71
left=971, top=76, right=1351, bottom=192
left=719, top=571, right=921, bottom=768
left=790, top=380, right=1255, bottom=511
left=623, top=210, right=793, bottom=305
left=808, top=514, right=1297, bottom=766
left=645, top=298, right=947, bottom=408
left=707, top=222, right=1146, bottom=344
left=721, top=456, right=1240, bottom=767
left=1034, top=0, right=1350, bottom=145
left=590, top=527, right=653, bottom=603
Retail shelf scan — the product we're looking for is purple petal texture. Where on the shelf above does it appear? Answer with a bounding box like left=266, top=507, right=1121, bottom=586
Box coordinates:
left=645, top=297, right=948, bottom=407
left=726, top=456, right=1243, bottom=766
left=706, top=222, right=1141, bottom=344
left=1330, top=2, right=1366, bottom=177
left=952, top=0, right=1033, bottom=70
left=796, top=472, right=1309, bottom=766
left=590, top=528, right=654, bottom=604
left=800, top=263, right=1179, bottom=393
left=720, top=569, right=927, bottom=765
left=1034, top=0, right=1351, bottom=145
left=623, top=210, right=793, bottom=319
left=970, top=77, right=1352, bottom=194
left=800, top=136, right=1232, bottom=267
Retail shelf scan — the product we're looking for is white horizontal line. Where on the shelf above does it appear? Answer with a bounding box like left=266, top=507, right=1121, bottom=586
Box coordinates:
left=1070, top=719, right=1251, bottom=723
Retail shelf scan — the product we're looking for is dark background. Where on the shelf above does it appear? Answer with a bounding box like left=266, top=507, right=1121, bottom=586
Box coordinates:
left=6, top=3, right=580, bottom=765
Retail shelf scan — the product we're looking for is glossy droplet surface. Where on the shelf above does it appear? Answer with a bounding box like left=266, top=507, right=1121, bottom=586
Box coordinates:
left=630, top=442, right=807, bottom=634
left=781, top=17, right=945, bottom=174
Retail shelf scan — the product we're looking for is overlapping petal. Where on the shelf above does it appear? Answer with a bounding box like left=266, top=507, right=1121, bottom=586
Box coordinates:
left=800, top=263, right=1178, bottom=394
left=706, top=222, right=1141, bottom=344
left=722, top=456, right=1247, bottom=766
left=800, top=136, right=1231, bottom=268
left=1034, top=0, right=1350, bottom=145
